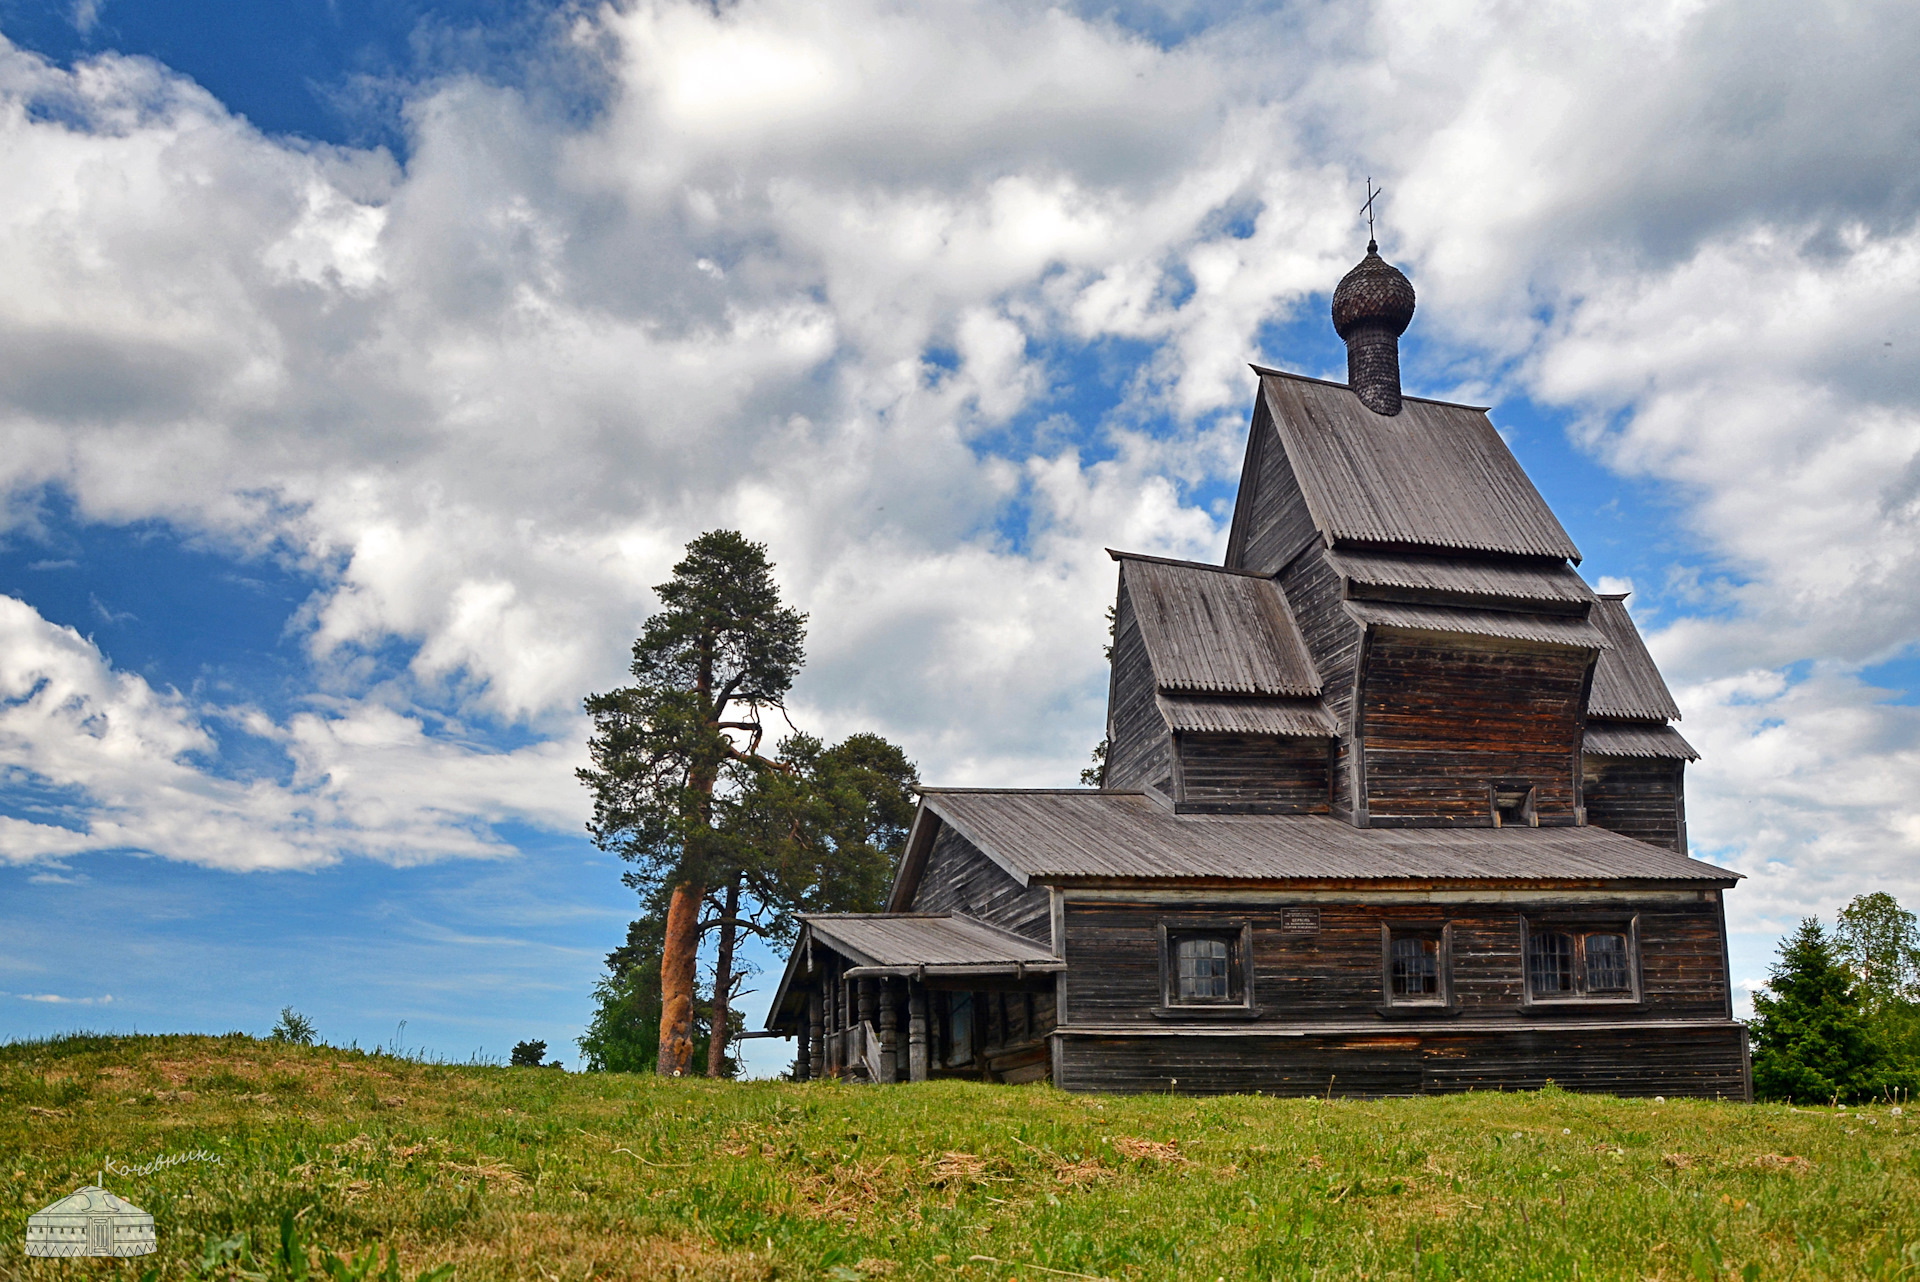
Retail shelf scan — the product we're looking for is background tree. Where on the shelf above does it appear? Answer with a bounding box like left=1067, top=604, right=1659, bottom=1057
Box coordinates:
left=579, top=530, right=806, bottom=1077
left=1750, top=918, right=1896, bottom=1102
left=1835, top=892, right=1920, bottom=1072
left=510, top=1040, right=547, bottom=1067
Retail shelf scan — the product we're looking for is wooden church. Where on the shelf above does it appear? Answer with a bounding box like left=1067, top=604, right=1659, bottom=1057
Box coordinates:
left=766, top=237, right=1749, bottom=1099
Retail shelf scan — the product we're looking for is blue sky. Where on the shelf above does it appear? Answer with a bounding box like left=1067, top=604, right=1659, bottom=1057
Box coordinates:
left=1, top=0, right=1917, bottom=1075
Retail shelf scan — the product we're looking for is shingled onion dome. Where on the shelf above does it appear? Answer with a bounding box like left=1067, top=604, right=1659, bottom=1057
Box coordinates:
left=1330, top=239, right=1417, bottom=416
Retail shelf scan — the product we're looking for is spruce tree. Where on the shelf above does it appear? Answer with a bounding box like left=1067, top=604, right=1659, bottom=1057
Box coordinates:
left=1750, top=917, right=1888, bottom=1103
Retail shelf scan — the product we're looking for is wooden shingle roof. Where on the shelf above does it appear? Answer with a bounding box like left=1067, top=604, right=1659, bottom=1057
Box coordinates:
left=804, top=913, right=1058, bottom=969
left=1328, top=548, right=1595, bottom=609
left=915, top=791, right=1737, bottom=886
left=1115, top=553, right=1321, bottom=696
left=1259, top=370, right=1582, bottom=562
left=1345, top=601, right=1610, bottom=650
left=1584, top=722, right=1698, bottom=761
left=1155, top=693, right=1336, bottom=737
left=1587, top=596, right=1684, bottom=721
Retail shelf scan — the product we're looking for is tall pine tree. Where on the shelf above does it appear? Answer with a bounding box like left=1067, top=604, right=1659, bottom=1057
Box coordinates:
left=579, top=531, right=806, bottom=1077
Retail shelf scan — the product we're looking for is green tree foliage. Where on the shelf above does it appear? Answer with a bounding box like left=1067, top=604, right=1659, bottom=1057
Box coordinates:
left=510, top=1040, right=547, bottom=1067
left=269, top=1008, right=316, bottom=1046
left=579, top=530, right=809, bottom=1076
left=1835, top=892, right=1920, bottom=1069
left=1750, top=917, right=1907, bottom=1103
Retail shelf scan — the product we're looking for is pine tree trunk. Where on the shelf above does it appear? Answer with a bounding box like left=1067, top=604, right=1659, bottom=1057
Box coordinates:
left=707, top=876, right=741, bottom=1078
left=656, top=880, right=703, bottom=1076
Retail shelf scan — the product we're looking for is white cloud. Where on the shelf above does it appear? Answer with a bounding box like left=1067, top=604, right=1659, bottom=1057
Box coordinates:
left=0, top=0, right=1912, bottom=933
left=0, top=594, right=578, bottom=870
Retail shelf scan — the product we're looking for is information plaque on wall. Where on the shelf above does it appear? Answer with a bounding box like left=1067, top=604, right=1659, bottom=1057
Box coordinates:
left=1280, top=907, right=1320, bottom=933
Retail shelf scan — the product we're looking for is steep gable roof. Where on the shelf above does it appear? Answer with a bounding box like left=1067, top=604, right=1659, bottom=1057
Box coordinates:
left=1587, top=595, right=1684, bottom=721
left=1114, top=552, right=1321, bottom=696
left=1258, top=369, right=1582, bottom=562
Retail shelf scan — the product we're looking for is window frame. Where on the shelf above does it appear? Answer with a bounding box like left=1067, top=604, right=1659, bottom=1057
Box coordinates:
left=1379, top=921, right=1454, bottom=1013
left=1520, top=914, right=1643, bottom=1007
left=1155, top=919, right=1258, bottom=1018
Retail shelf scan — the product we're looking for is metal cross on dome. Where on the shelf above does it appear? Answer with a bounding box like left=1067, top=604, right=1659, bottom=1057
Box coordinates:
left=1358, top=177, right=1383, bottom=248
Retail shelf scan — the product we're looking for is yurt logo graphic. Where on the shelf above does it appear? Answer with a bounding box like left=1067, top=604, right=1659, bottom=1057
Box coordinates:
left=25, top=1185, right=157, bottom=1257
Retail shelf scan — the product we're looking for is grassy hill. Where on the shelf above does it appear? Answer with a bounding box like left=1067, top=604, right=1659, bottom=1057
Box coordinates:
left=2, top=1034, right=1917, bottom=1281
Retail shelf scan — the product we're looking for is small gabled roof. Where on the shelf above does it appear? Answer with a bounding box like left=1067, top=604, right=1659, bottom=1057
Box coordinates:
left=1587, top=596, right=1684, bottom=721
left=911, top=790, right=1737, bottom=887
left=1345, top=600, right=1610, bottom=650
left=804, top=913, right=1058, bottom=970
left=764, top=913, right=1061, bottom=1030
left=1156, top=693, right=1336, bottom=738
left=1113, top=551, right=1321, bottom=696
left=1328, top=548, right=1595, bottom=610
left=1258, top=369, right=1582, bottom=563
left=1584, top=722, right=1699, bottom=761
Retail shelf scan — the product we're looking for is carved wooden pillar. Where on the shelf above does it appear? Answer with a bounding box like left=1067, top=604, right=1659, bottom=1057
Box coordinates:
left=908, top=985, right=929, bottom=1082
left=824, top=970, right=839, bottom=1077
left=879, top=978, right=899, bottom=1083
left=857, top=978, right=877, bottom=1077
left=807, top=990, right=824, bottom=1082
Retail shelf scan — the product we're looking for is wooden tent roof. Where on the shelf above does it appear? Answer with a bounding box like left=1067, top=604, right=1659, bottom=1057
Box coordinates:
left=1587, top=596, right=1684, bottom=721
left=893, top=790, right=1737, bottom=897
left=1258, top=370, right=1582, bottom=562
left=1114, top=552, right=1321, bottom=696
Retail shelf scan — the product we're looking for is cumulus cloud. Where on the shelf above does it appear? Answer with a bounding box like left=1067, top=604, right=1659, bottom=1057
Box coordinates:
left=0, top=594, right=577, bottom=870
left=0, top=0, right=1913, bottom=936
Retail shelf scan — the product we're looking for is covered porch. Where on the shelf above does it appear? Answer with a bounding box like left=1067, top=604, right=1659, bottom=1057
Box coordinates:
left=765, top=913, right=1063, bottom=1084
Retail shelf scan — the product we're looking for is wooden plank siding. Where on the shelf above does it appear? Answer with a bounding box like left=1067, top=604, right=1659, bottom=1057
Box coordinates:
left=1055, top=1025, right=1748, bottom=1098
left=1103, top=578, right=1172, bottom=793
left=1225, top=401, right=1320, bottom=576
left=1276, top=548, right=1364, bottom=814
left=1360, top=631, right=1592, bottom=825
left=1174, top=734, right=1330, bottom=813
left=1584, top=755, right=1688, bottom=853
left=907, top=823, right=1051, bottom=942
left=1059, top=897, right=1731, bottom=1026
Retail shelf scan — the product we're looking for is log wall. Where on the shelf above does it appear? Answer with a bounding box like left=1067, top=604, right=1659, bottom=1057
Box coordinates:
left=908, top=822, right=1050, bottom=942
left=1175, top=734, right=1330, bottom=813
left=1584, top=754, right=1687, bottom=853
left=1055, top=1024, right=1748, bottom=1098
left=1060, top=895, right=1732, bottom=1026
left=1103, top=579, right=1172, bottom=793
left=1360, top=631, right=1590, bottom=824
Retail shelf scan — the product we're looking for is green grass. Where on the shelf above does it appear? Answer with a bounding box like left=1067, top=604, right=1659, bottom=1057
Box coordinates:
left=3, top=1034, right=1918, bottom=1281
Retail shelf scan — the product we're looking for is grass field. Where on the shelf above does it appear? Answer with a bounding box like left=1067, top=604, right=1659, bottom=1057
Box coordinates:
left=2, top=1034, right=1917, bottom=1281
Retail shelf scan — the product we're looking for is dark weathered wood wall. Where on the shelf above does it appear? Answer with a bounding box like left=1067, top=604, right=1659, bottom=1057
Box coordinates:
left=1275, top=548, right=1362, bottom=811
left=1225, top=403, right=1319, bottom=576
left=1583, top=754, right=1687, bottom=853
left=1103, top=577, right=1172, bottom=793
left=1175, top=734, right=1329, bottom=813
left=1360, top=631, right=1590, bottom=824
left=1055, top=1025, right=1748, bottom=1098
left=1060, top=896, right=1731, bottom=1026
left=908, top=823, right=1050, bottom=942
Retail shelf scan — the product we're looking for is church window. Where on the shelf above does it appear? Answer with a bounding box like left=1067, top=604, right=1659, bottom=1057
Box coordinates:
left=1157, top=920, right=1254, bottom=1012
left=1382, top=923, right=1450, bottom=1007
left=1525, top=919, right=1640, bottom=1003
